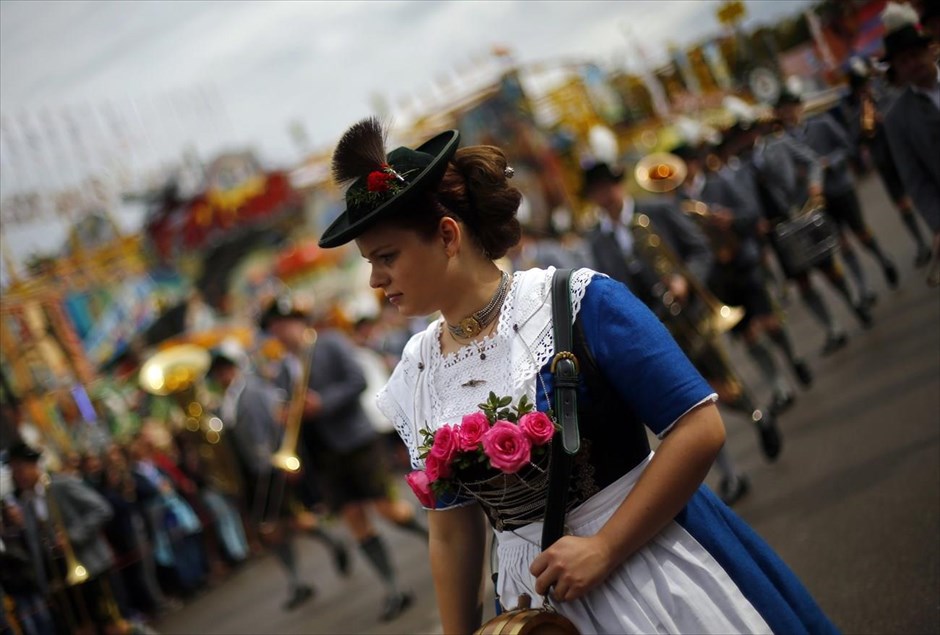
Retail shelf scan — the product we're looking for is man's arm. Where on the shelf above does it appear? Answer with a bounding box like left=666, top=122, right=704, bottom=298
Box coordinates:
left=312, top=332, right=369, bottom=420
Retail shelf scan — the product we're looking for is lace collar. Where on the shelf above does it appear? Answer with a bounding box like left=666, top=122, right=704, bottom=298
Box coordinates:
left=377, top=266, right=597, bottom=467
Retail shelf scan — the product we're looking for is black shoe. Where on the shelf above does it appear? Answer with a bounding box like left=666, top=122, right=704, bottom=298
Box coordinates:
left=853, top=302, right=873, bottom=328
left=332, top=543, right=351, bottom=577
left=793, top=360, right=813, bottom=387
left=821, top=332, right=848, bottom=356
left=755, top=411, right=782, bottom=462
left=283, top=584, right=315, bottom=611
left=883, top=261, right=899, bottom=288
left=719, top=475, right=751, bottom=506
left=769, top=392, right=795, bottom=415
left=915, top=248, right=932, bottom=268
left=380, top=591, right=414, bottom=622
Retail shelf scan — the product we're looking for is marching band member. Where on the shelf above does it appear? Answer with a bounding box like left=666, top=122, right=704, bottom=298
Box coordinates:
left=673, top=142, right=813, bottom=417
left=206, top=343, right=345, bottom=611
left=750, top=115, right=873, bottom=354
left=839, top=59, right=933, bottom=268
left=581, top=159, right=775, bottom=501
left=881, top=2, right=940, bottom=287
left=260, top=300, right=424, bottom=622
left=6, top=442, right=126, bottom=635
left=777, top=90, right=900, bottom=302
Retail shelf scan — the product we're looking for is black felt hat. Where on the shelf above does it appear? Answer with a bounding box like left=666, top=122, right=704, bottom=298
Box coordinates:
left=258, top=295, right=308, bottom=332
left=581, top=162, right=626, bottom=195
left=318, top=118, right=460, bottom=248
left=7, top=441, right=42, bottom=463
left=881, top=23, right=931, bottom=62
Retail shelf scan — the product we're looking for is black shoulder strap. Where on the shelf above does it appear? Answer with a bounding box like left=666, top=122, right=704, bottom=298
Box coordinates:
left=541, top=268, right=580, bottom=551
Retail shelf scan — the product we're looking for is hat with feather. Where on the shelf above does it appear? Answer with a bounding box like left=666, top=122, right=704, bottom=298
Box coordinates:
left=318, top=118, right=460, bottom=248
left=880, top=2, right=930, bottom=63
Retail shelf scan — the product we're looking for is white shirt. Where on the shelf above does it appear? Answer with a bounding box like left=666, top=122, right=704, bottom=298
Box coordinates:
left=598, top=197, right=636, bottom=256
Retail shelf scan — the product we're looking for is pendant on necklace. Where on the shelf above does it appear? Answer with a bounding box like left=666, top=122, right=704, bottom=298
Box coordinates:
left=480, top=352, right=486, bottom=360
left=458, top=316, right=482, bottom=338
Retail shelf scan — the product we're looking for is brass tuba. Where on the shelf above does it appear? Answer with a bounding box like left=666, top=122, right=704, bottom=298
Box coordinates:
left=636, top=152, right=740, bottom=264
left=138, top=344, right=243, bottom=495
left=629, top=213, right=744, bottom=347
left=271, top=328, right=317, bottom=473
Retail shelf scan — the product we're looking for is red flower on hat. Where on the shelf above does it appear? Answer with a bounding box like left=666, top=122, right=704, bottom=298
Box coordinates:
left=367, top=168, right=395, bottom=193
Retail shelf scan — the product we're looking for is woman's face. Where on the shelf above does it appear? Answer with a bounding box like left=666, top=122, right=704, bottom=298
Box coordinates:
left=356, top=222, right=450, bottom=318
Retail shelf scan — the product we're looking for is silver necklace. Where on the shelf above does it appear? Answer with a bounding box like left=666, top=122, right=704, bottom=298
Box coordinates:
left=447, top=271, right=510, bottom=340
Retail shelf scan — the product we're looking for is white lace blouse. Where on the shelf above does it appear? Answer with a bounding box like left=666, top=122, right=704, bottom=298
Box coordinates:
left=377, top=267, right=596, bottom=468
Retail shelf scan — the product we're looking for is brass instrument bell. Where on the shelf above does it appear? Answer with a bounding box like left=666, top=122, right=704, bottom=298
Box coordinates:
left=634, top=152, right=688, bottom=194
left=271, top=328, right=318, bottom=473
left=40, top=473, right=89, bottom=587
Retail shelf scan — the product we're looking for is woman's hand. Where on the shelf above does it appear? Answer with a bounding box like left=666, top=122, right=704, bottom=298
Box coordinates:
left=530, top=534, right=614, bottom=602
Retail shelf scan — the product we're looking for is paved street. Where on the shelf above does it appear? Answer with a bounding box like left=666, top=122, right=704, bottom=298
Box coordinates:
left=156, top=175, right=939, bottom=635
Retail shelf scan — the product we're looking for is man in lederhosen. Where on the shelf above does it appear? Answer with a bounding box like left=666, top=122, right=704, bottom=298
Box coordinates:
left=582, top=161, right=779, bottom=505
left=260, top=298, right=428, bottom=622
left=777, top=90, right=900, bottom=303
left=207, top=342, right=349, bottom=611
left=882, top=2, right=940, bottom=287
left=839, top=58, right=933, bottom=269
left=6, top=441, right=128, bottom=635
left=672, top=142, right=813, bottom=418
left=750, top=113, right=874, bottom=355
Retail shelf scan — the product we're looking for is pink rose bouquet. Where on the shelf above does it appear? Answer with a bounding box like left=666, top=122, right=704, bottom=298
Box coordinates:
left=405, top=393, right=561, bottom=506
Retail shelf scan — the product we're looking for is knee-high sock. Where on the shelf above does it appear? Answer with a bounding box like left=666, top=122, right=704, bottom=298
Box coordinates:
left=271, top=540, right=300, bottom=592
left=765, top=327, right=800, bottom=366
left=714, top=446, right=742, bottom=484
left=860, top=234, right=891, bottom=267
left=359, top=535, right=398, bottom=594
left=800, top=284, right=842, bottom=335
left=842, top=249, right=871, bottom=296
left=901, top=211, right=929, bottom=250
left=746, top=340, right=789, bottom=398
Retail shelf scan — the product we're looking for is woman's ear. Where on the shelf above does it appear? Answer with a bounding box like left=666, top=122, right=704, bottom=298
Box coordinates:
left=439, top=217, right=461, bottom=257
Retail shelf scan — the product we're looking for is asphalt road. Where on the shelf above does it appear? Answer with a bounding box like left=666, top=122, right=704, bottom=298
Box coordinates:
left=156, top=176, right=940, bottom=635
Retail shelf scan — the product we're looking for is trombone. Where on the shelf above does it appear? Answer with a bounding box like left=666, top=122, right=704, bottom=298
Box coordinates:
left=271, top=328, right=317, bottom=474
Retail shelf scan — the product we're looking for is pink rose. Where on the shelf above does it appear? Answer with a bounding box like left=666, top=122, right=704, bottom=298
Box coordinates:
left=519, top=412, right=556, bottom=446
left=424, top=453, right=452, bottom=481
left=405, top=470, right=436, bottom=508
left=428, top=424, right=459, bottom=468
left=457, top=412, right=490, bottom=451
left=482, top=421, right=532, bottom=474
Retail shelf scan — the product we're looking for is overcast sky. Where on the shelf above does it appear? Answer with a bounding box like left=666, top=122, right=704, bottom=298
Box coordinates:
left=1, top=0, right=814, bottom=168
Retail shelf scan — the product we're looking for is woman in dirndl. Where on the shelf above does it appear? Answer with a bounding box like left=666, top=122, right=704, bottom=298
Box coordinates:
left=316, top=117, right=839, bottom=635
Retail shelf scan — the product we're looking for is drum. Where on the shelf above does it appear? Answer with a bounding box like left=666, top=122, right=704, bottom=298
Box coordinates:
left=772, top=209, right=839, bottom=276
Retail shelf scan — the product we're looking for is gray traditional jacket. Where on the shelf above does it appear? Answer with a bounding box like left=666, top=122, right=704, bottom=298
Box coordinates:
left=752, top=132, right=823, bottom=220
left=787, top=113, right=855, bottom=197
left=17, top=473, right=114, bottom=592
left=884, top=84, right=940, bottom=232
left=277, top=329, right=377, bottom=454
